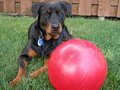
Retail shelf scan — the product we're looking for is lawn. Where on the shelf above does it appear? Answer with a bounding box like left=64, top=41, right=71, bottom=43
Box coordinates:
left=0, top=15, right=120, bottom=90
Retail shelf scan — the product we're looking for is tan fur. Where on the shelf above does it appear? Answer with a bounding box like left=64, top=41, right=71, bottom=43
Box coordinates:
left=44, top=24, right=62, bottom=40
left=28, top=49, right=38, bottom=57
left=53, top=35, right=60, bottom=39
left=29, top=59, right=48, bottom=79
left=45, top=24, right=52, bottom=34
left=10, top=67, right=27, bottom=87
left=45, top=34, right=52, bottom=40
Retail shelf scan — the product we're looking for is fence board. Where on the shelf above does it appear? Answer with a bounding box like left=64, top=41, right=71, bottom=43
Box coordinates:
left=32, top=0, right=41, bottom=2
left=91, top=4, right=98, bottom=15
left=0, top=2, right=3, bottom=12
left=98, top=0, right=106, bottom=16
left=117, top=0, right=120, bottom=17
left=78, top=0, right=92, bottom=16
left=15, top=2, right=20, bottom=13
left=105, top=0, right=111, bottom=16
left=110, top=6, right=117, bottom=17
left=92, top=0, right=99, bottom=4
left=64, top=0, right=71, bottom=2
left=4, top=0, right=15, bottom=13
left=72, top=0, right=79, bottom=3
left=21, top=0, right=32, bottom=14
left=72, top=4, right=79, bottom=15
left=0, top=0, right=120, bottom=18
left=15, top=0, right=20, bottom=2
left=111, top=0, right=119, bottom=6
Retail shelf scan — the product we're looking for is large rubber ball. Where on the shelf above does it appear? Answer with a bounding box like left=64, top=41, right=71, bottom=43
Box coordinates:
left=48, top=39, right=107, bottom=90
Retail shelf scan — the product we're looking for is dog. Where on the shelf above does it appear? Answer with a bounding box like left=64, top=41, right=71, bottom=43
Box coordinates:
left=10, top=1, right=72, bottom=87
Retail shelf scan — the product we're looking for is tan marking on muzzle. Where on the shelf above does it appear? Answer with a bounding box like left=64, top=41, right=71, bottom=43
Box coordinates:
left=44, top=24, right=63, bottom=40
left=53, top=35, right=60, bottom=39
left=45, top=24, right=52, bottom=34
left=45, top=34, right=52, bottom=40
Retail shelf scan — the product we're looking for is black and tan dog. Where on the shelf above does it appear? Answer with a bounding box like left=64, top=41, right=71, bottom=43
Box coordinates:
left=10, top=1, right=72, bottom=87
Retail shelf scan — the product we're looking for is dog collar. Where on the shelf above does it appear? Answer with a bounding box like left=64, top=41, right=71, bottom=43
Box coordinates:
left=35, top=25, right=45, bottom=46
left=38, top=35, right=44, bottom=46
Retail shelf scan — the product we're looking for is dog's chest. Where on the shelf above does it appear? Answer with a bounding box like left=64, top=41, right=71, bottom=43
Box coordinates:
left=37, top=39, right=62, bottom=57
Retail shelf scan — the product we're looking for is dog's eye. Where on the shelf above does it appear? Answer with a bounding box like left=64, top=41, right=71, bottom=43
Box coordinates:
left=44, top=13, right=50, bottom=17
left=45, top=10, right=51, bottom=17
left=44, top=13, right=49, bottom=17
left=56, top=10, right=60, bottom=13
left=56, top=10, right=62, bottom=16
left=47, top=10, right=52, bottom=14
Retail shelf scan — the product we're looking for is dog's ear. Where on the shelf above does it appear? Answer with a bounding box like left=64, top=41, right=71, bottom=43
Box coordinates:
left=60, top=1, right=72, bottom=16
left=31, top=2, right=45, bottom=18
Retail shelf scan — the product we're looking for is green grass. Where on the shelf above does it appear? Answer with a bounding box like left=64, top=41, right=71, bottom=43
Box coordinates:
left=0, top=15, right=120, bottom=90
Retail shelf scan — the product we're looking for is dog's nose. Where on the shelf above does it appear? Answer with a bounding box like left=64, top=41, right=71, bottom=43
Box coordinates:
left=52, top=24, right=59, bottom=29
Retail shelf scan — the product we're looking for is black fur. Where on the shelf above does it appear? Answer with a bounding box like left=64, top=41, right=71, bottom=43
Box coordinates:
left=19, top=1, right=72, bottom=68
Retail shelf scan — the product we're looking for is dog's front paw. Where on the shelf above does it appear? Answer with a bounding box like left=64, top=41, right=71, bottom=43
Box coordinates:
left=10, top=80, right=15, bottom=87
left=29, top=71, right=39, bottom=79
left=10, top=78, right=21, bottom=87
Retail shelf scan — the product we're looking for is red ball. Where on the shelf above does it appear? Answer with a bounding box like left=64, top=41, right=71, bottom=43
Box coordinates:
left=48, top=39, right=107, bottom=90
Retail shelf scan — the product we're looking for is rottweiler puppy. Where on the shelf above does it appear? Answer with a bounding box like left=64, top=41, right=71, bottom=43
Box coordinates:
left=10, top=1, right=72, bottom=87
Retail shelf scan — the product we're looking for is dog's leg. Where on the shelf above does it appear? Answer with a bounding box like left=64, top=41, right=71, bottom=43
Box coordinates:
left=29, top=58, right=48, bottom=79
left=10, top=46, right=38, bottom=87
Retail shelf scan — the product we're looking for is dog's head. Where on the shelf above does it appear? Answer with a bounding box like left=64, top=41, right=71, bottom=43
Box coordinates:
left=31, top=1, right=72, bottom=40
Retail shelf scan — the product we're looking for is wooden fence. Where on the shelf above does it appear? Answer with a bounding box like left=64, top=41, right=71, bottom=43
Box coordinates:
left=0, top=0, right=120, bottom=18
